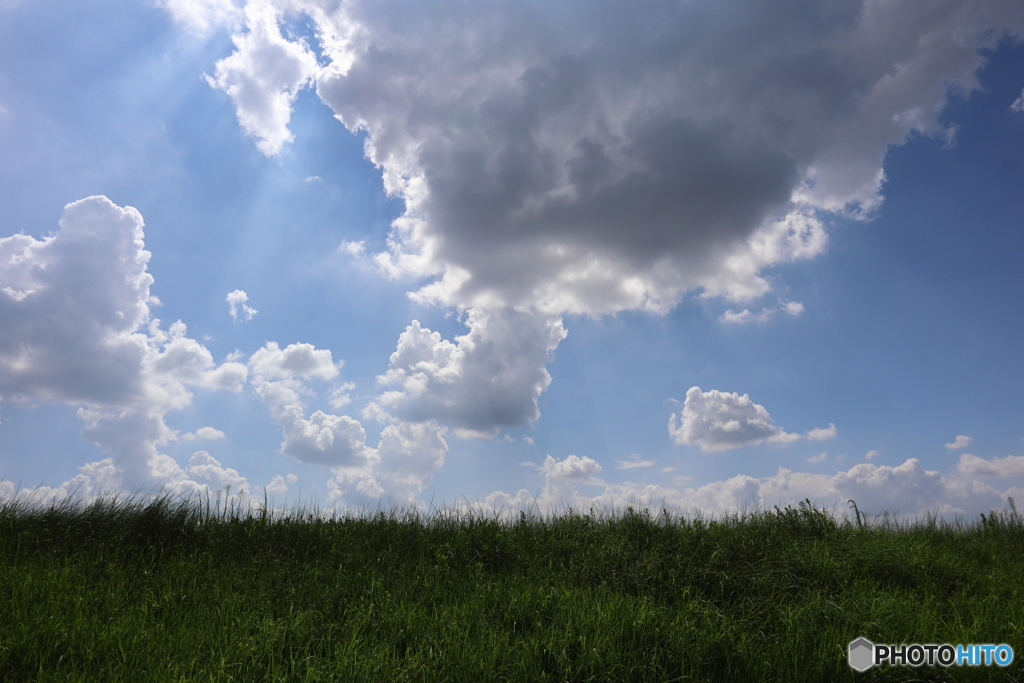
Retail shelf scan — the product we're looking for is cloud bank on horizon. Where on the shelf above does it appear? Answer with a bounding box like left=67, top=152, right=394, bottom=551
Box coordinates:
left=1, top=0, right=1023, bottom=518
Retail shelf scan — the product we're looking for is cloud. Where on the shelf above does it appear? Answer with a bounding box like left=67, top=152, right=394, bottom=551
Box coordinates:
left=167, top=450, right=249, bottom=496
left=720, top=309, right=768, bottom=325
left=327, top=419, right=448, bottom=505
left=483, top=454, right=604, bottom=513
left=807, top=423, right=838, bottom=441
left=204, top=0, right=320, bottom=155
left=808, top=451, right=828, bottom=463
left=181, top=0, right=1022, bottom=318
left=159, top=0, right=242, bottom=34
left=720, top=300, right=805, bottom=324
left=249, top=341, right=339, bottom=381
left=226, top=289, right=257, bottom=321
left=830, top=459, right=950, bottom=516
left=253, top=376, right=369, bottom=466
left=180, top=426, right=226, bottom=441
left=540, top=453, right=602, bottom=481
left=945, top=434, right=972, bottom=450
left=264, top=472, right=298, bottom=495
left=373, top=308, right=566, bottom=435
left=668, top=387, right=803, bottom=452
left=1, top=196, right=247, bottom=488
left=617, top=455, right=656, bottom=470
left=955, top=453, right=1024, bottom=478
left=1, top=197, right=156, bottom=407
left=473, top=453, right=1011, bottom=521
left=181, top=0, right=1024, bottom=451
left=1012, top=89, right=1024, bottom=113
left=0, top=197, right=453, bottom=506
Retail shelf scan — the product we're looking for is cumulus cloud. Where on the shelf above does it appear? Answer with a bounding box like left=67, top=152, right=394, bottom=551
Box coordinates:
left=249, top=341, right=339, bottom=381
left=167, top=0, right=1024, bottom=445
left=244, top=341, right=450, bottom=502
left=945, top=434, right=972, bottom=450
left=226, top=289, right=257, bottom=321
left=204, top=0, right=321, bottom=155
left=472, top=453, right=1014, bottom=521
left=264, top=472, right=298, bottom=495
left=482, top=454, right=604, bottom=513
left=956, top=453, right=1024, bottom=478
left=373, top=308, right=566, bottom=436
left=808, top=452, right=828, bottom=463
left=248, top=344, right=367, bottom=466
left=327, top=419, right=448, bottom=505
left=177, top=0, right=1024, bottom=317
left=668, top=387, right=804, bottom=452
left=166, top=450, right=250, bottom=496
left=180, top=426, right=226, bottom=441
left=1, top=196, right=246, bottom=489
left=668, top=387, right=837, bottom=451
left=807, top=423, right=838, bottom=441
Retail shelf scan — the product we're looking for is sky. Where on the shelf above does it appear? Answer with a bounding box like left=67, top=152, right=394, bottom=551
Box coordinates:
left=1, top=0, right=1023, bottom=520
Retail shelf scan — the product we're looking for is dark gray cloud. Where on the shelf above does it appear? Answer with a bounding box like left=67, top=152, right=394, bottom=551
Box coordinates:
left=194, top=0, right=1018, bottom=314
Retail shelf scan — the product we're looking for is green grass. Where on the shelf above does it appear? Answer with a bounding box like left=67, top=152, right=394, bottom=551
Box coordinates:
left=0, top=491, right=1022, bottom=682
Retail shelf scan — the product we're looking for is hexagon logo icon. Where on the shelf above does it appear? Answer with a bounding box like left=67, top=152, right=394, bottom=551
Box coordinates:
left=849, top=637, right=875, bottom=672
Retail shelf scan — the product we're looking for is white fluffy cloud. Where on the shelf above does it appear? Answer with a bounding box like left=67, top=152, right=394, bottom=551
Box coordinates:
left=226, top=289, right=257, bottom=321
left=253, top=375, right=369, bottom=466
left=167, top=450, right=249, bottom=495
left=328, top=419, right=448, bottom=505
left=243, top=340, right=448, bottom=500
left=1, top=196, right=246, bottom=488
left=204, top=0, right=320, bottom=155
left=374, top=308, right=566, bottom=436
left=945, top=434, right=972, bottom=450
left=668, top=387, right=809, bottom=452
left=264, top=472, right=298, bottom=495
left=956, top=453, right=1024, bottom=478
left=249, top=341, right=339, bottom=382
left=180, top=426, right=226, bottom=441
left=807, top=423, right=838, bottom=441
left=474, top=453, right=1013, bottom=521
left=247, top=341, right=369, bottom=466
left=482, top=453, right=604, bottom=514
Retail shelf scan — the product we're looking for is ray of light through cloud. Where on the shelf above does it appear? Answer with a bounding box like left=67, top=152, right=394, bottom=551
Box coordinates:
left=0, top=0, right=1023, bottom=519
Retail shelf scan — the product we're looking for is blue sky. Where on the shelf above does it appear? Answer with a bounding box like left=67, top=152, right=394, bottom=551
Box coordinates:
left=1, top=0, right=1023, bottom=519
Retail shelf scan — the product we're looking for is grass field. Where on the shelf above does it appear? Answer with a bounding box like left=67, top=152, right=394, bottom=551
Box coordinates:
left=0, top=490, right=1021, bottom=682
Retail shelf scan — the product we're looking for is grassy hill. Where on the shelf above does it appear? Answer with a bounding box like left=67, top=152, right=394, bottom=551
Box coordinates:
left=1, top=491, right=1021, bottom=681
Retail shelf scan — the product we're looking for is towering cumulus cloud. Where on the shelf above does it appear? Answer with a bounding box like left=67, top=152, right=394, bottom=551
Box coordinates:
left=0, top=197, right=247, bottom=490
left=182, top=0, right=1024, bottom=437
